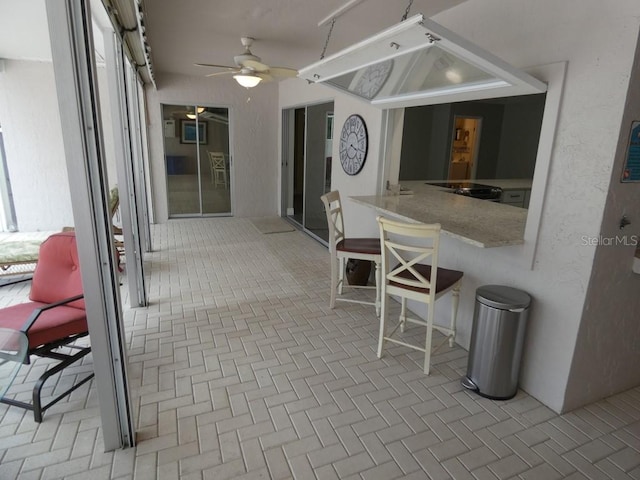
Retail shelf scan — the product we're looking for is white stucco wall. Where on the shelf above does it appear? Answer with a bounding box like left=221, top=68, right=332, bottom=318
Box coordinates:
left=279, top=0, right=640, bottom=412
left=0, top=59, right=73, bottom=231
left=0, top=59, right=117, bottom=231
left=434, top=0, right=640, bottom=413
left=146, top=74, right=279, bottom=222
left=564, top=29, right=640, bottom=411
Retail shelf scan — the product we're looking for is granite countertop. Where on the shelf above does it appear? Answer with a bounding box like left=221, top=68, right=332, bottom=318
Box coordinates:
left=350, top=181, right=528, bottom=248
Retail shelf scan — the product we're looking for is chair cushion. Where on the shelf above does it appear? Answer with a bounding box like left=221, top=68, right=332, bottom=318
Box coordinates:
left=337, top=238, right=381, bottom=255
left=390, top=263, right=463, bottom=294
left=0, top=301, right=88, bottom=349
left=29, top=232, right=84, bottom=310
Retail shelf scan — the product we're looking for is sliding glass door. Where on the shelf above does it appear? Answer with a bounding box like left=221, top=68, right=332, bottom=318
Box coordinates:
left=304, top=103, right=334, bottom=241
left=282, top=101, right=334, bottom=243
left=162, top=104, right=231, bottom=216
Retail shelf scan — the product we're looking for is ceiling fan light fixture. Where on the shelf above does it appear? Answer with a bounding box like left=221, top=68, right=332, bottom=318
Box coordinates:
left=186, top=106, right=205, bottom=119
left=234, top=74, right=262, bottom=88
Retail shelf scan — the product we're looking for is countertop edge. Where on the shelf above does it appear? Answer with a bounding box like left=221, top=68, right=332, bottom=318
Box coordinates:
left=350, top=194, right=526, bottom=248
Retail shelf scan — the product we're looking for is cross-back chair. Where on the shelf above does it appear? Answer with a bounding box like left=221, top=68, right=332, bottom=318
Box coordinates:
left=208, top=151, right=228, bottom=188
left=0, top=231, right=93, bottom=422
left=377, top=216, right=463, bottom=374
left=320, top=191, right=381, bottom=315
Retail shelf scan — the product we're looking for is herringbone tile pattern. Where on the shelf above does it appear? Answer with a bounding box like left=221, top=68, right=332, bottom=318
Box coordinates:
left=1, top=217, right=639, bottom=479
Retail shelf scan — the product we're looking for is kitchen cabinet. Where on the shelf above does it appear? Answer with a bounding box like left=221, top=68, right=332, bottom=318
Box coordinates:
left=500, top=188, right=531, bottom=208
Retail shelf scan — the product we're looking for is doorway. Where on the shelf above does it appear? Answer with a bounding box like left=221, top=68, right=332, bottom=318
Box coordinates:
left=282, top=101, right=334, bottom=243
left=448, top=116, right=482, bottom=181
left=162, top=104, right=232, bottom=217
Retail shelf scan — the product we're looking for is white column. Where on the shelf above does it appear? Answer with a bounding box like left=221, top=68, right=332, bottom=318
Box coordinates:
left=46, top=0, right=134, bottom=450
left=103, top=30, right=148, bottom=307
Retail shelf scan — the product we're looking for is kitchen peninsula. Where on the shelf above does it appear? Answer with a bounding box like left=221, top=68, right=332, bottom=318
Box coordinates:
left=350, top=181, right=528, bottom=248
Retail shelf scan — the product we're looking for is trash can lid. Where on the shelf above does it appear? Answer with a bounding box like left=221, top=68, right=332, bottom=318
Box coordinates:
left=476, top=285, right=531, bottom=310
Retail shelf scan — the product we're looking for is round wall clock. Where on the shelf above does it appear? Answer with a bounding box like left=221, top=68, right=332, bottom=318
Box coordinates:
left=339, top=114, right=368, bottom=176
left=353, top=59, right=394, bottom=100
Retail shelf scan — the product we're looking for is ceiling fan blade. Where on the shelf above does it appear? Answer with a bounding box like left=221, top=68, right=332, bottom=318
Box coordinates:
left=206, top=70, right=238, bottom=78
left=195, top=63, right=237, bottom=70
left=256, top=73, right=274, bottom=82
left=242, top=59, right=270, bottom=72
left=269, top=67, right=298, bottom=78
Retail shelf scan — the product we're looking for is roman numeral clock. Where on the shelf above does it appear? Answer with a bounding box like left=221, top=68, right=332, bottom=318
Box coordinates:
left=339, top=114, right=368, bottom=175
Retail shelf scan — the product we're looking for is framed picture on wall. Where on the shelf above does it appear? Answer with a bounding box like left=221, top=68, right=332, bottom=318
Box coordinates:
left=180, top=120, right=207, bottom=144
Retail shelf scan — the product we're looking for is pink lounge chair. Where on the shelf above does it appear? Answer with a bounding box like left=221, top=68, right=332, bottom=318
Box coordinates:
left=0, top=231, right=93, bottom=422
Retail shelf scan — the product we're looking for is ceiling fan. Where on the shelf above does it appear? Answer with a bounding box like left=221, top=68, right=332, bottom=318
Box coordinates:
left=169, top=106, right=230, bottom=126
left=195, top=37, right=298, bottom=88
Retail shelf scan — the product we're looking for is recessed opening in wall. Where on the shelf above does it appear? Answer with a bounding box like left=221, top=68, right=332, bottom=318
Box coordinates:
left=400, top=94, right=546, bottom=183
left=377, top=62, right=565, bottom=267
left=397, top=93, right=546, bottom=209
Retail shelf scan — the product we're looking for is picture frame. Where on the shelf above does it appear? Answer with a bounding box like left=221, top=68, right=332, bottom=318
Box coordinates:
left=180, top=120, right=207, bottom=144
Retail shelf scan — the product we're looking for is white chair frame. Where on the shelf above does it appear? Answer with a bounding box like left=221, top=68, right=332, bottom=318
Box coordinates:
left=320, top=191, right=381, bottom=315
left=208, top=151, right=228, bottom=188
left=377, top=216, right=462, bottom=374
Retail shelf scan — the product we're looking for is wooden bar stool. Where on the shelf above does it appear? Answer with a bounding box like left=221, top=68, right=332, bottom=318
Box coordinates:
left=377, top=216, right=463, bottom=374
left=320, top=191, right=381, bottom=315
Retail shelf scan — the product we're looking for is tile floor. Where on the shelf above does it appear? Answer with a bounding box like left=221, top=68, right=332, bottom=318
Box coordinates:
left=0, top=217, right=639, bottom=479
left=166, top=175, right=232, bottom=216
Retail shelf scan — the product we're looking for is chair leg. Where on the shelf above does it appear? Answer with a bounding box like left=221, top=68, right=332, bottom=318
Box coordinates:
left=400, top=297, right=407, bottom=333
left=377, top=287, right=388, bottom=358
left=0, top=345, right=96, bottom=422
left=374, top=260, right=381, bottom=317
left=337, top=257, right=345, bottom=295
left=424, top=304, right=435, bottom=375
left=329, top=254, right=338, bottom=309
left=449, top=285, right=460, bottom=348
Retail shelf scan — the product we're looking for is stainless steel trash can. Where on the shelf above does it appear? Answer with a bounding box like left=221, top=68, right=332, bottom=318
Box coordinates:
left=461, top=285, right=531, bottom=400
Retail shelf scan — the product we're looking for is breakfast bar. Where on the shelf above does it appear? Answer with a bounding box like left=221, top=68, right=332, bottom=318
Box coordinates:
left=350, top=181, right=528, bottom=248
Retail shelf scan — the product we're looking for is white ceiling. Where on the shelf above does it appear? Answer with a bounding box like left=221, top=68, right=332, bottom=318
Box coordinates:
left=0, top=0, right=466, bottom=81
left=144, top=0, right=466, bottom=78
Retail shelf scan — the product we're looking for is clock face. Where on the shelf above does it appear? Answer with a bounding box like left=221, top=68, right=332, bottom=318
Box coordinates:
left=353, top=59, right=394, bottom=100
left=339, top=114, right=368, bottom=176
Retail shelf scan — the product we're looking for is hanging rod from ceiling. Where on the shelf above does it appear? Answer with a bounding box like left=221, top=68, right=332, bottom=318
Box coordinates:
left=318, top=0, right=367, bottom=27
